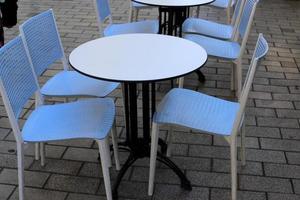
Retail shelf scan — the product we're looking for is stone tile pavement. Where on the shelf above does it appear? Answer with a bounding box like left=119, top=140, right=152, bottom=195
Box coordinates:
left=1, top=0, right=300, bottom=199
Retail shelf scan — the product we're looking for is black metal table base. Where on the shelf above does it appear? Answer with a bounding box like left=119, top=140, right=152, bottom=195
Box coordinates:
left=112, top=139, right=191, bottom=200
left=111, top=82, right=191, bottom=199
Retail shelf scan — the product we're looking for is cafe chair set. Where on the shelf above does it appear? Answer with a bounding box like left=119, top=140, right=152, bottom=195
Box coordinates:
left=0, top=1, right=268, bottom=200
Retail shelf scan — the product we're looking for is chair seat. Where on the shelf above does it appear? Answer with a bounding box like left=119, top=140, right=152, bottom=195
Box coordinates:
left=22, top=98, right=115, bottom=142
left=184, top=34, right=240, bottom=60
left=154, top=88, right=239, bottom=136
left=183, top=18, right=233, bottom=40
left=41, top=71, right=119, bottom=97
left=210, top=0, right=235, bottom=8
left=104, top=20, right=159, bottom=36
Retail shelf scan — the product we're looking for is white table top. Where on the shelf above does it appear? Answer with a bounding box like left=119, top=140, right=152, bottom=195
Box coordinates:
left=69, top=34, right=207, bottom=82
left=133, top=0, right=214, bottom=7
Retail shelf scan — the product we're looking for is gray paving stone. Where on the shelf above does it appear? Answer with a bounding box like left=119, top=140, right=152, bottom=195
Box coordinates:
left=286, top=152, right=300, bottom=165
left=45, top=174, right=100, bottom=194
left=268, top=193, right=300, bottom=200
left=0, top=154, right=34, bottom=169
left=153, top=184, right=209, bottom=200
left=239, top=175, right=293, bottom=193
left=187, top=171, right=230, bottom=188
left=246, top=148, right=287, bottom=163
left=131, top=167, right=179, bottom=184
left=257, top=117, right=299, bottom=128
left=255, top=99, right=294, bottom=109
left=0, top=184, right=15, bottom=200
left=260, top=138, right=300, bottom=152
left=30, top=159, right=82, bottom=175
left=213, top=159, right=263, bottom=176
left=281, top=128, right=300, bottom=139
left=293, top=179, right=300, bottom=194
left=245, top=126, right=281, bottom=138
left=211, top=188, right=266, bottom=200
left=9, top=187, right=67, bottom=200
left=189, top=145, right=230, bottom=159
left=172, top=131, right=212, bottom=145
left=264, top=163, right=300, bottom=178
left=63, top=147, right=99, bottom=162
left=213, top=136, right=259, bottom=148
left=66, top=193, right=106, bottom=200
left=276, top=109, right=300, bottom=118
left=0, top=168, right=49, bottom=188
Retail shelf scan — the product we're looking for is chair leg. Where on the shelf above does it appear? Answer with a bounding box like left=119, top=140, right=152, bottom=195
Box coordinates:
left=178, top=77, right=184, bottom=88
left=111, top=121, right=120, bottom=170
left=148, top=122, right=159, bottom=196
left=97, top=139, right=113, bottom=200
left=34, top=143, right=39, bottom=160
left=104, top=137, right=112, bottom=168
left=226, top=7, right=231, bottom=24
left=230, top=137, right=237, bottom=200
left=166, top=126, right=173, bottom=157
left=240, top=122, right=246, bottom=166
left=235, top=60, right=242, bottom=98
left=196, top=6, right=200, bottom=17
left=129, top=5, right=133, bottom=22
left=40, top=143, right=45, bottom=166
left=17, top=142, right=25, bottom=200
left=230, top=63, right=236, bottom=91
left=135, top=9, right=139, bottom=21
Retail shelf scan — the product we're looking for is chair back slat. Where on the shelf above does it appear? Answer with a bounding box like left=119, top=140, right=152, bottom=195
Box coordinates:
left=231, top=34, right=268, bottom=137
left=20, top=9, right=65, bottom=76
left=94, top=0, right=111, bottom=22
left=238, top=0, right=259, bottom=38
left=0, top=36, right=38, bottom=119
left=231, top=0, right=245, bottom=26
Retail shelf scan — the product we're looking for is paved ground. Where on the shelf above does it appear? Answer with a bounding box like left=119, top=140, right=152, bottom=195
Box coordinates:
left=1, top=0, right=300, bottom=199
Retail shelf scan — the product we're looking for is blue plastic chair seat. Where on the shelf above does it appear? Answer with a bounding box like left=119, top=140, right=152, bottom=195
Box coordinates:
left=22, top=98, right=115, bottom=142
left=41, top=71, right=119, bottom=97
left=104, top=20, right=159, bottom=36
left=154, top=88, right=239, bottom=136
left=210, top=0, right=234, bottom=8
left=184, top=34, right=240, bottom=60
left=183, top=18, right=233, bottom=39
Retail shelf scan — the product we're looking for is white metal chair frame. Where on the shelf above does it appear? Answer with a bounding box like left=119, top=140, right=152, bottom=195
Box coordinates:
left=148, top=34, right=268, bottom=200
left=0, top=36, right=120, bottom=200
left=19, top=9, right=120, bottom=166
left=184, top=0, right=259, bottom=97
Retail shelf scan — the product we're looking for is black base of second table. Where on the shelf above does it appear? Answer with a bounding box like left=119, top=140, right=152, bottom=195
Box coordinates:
left=111, top=82, right=192, bottom=199
left=158, top=6, right=206, bottom=83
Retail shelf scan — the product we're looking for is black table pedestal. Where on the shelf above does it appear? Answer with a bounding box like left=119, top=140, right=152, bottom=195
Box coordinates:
left=158, top=6, right=205, bottom=83
left=112, top=82, right=191, bottom=199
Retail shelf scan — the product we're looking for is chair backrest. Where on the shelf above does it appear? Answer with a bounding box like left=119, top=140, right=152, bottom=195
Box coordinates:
left=0, top=36, right=41, bottom=142
left=19, top=9, right=68, bottom=77
left=235, top=0, right=259, bottom=59
left=231, top=0, right=245, bottom=34
left=94, top=0, right=113, bottom=35
left=231, top=34, right=268, bottom=137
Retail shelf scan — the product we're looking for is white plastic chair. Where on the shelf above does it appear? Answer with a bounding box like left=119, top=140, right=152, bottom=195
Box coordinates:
left=19, top=9, right=120, bottom=165
left=148, top=34, right=268, bottom=200
left=183, top=0, right=245, bottom=40
left=184, top=0, right=259, bottom=96
left=0, top=36, right=120, bottom=200
left=196, top=0, right=236, bottom=24
left=94, top=0, right=158, bottom=37
left=129, top=2, right=153, bottom=22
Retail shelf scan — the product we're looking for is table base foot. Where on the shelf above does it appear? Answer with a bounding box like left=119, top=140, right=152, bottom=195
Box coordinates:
left=112, top=139, right=191, bottom=199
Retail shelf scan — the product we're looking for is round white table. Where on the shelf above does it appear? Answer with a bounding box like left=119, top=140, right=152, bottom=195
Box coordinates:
left=133, top=0, right=214, bottom=36
left=69, top=33, right=207, bottom=199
